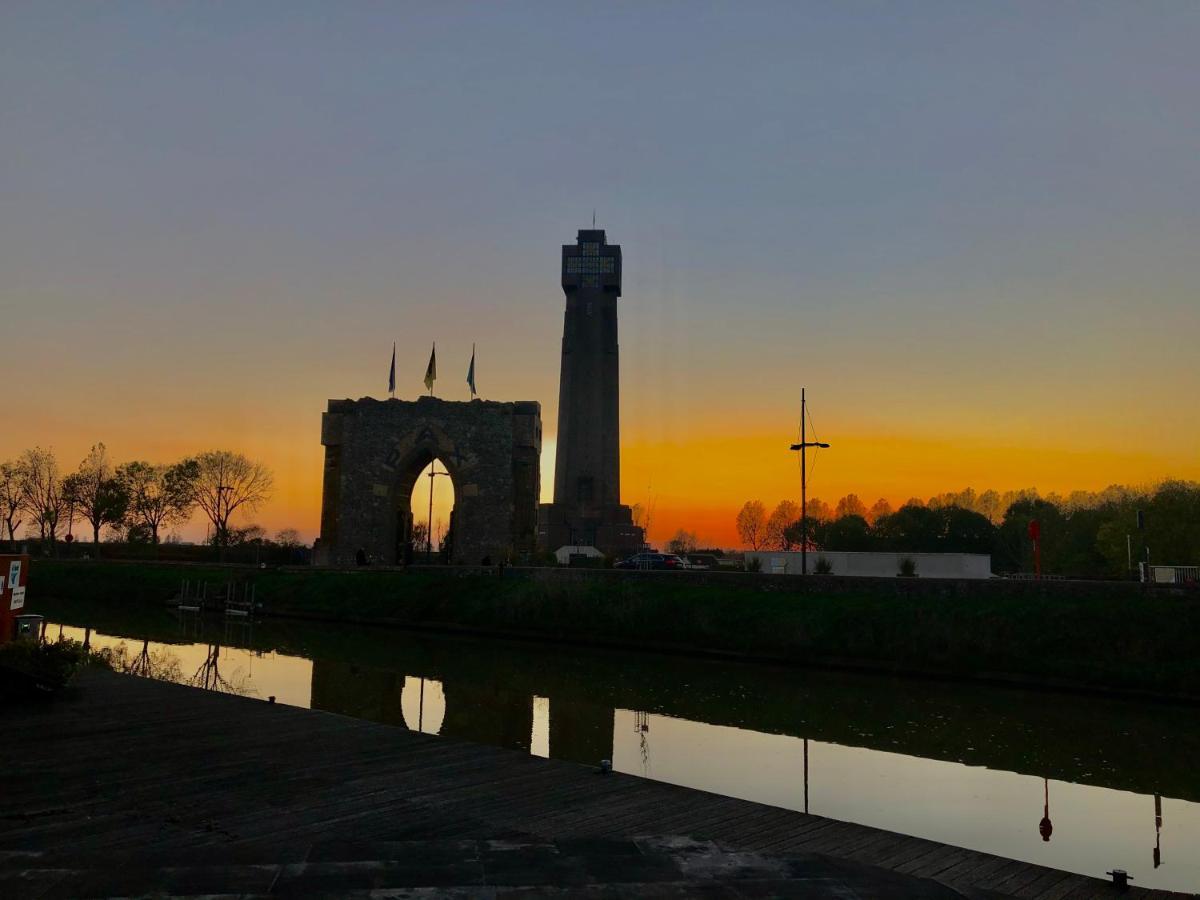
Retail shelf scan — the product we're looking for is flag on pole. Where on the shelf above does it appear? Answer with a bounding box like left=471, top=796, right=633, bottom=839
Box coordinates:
left=388, top=343, right=396, bottom=396
left=467, top=344, right=476, bottom=397
left=423, top=343, right=437, bottom=394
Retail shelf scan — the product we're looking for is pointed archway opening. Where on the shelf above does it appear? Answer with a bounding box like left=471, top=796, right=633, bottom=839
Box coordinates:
left=408, top=457, right=456, bottom=564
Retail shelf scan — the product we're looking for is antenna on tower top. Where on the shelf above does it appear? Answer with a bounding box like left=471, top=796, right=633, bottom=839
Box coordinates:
left=592, top=209, right=596, bottom=228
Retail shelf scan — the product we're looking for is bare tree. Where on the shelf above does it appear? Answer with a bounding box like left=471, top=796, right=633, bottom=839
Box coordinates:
left=976, top=489, right=1003, bottom=524
left=18, top=447, right=66, bottom=542
left=736, top=500, right=767, bottom=550
left=805, top=497, right=833, bottom=521
left=275, top=528, right=302, bottom=548
left=230, top=523, right=267, bottom=545
left=630, top=503, right=645, bottom=529
left=411, top=521, right=429, bottom=550
left=632, top=497, right=656, bottom=546
left=192, top=450, right=273, bottom=548
left=72, top=443, right=128, bottom=545
left=118, top=459, right=199, bottom=544
left=765, top=500, right=801, bottom=550
left=60, top=473, right=84, bottom=541
left=834, top=493, right=868, bottom=520
left=667, top=528, right=698, bottom=555
left=0, top=460, right=25, bottom=544
left=867, top=497, right=894, bottom=524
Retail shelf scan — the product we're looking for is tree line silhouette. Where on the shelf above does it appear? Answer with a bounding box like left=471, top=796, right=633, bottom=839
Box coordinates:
left=737, top=481, right=1200, bottom=577
left=0, top=443, right=278, bottom=550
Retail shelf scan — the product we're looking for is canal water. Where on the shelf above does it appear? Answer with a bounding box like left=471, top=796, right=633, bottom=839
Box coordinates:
left=37, top=603, right=1200, bottom=893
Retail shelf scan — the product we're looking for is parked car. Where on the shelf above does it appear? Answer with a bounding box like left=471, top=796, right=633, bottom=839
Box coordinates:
left=685, top=554, right=722, bottom=570
left=614, top=552, right=687, bottom=570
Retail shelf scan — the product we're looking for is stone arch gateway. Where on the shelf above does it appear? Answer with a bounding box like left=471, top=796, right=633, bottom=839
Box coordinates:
left=314, top=397, right=541, bottom=566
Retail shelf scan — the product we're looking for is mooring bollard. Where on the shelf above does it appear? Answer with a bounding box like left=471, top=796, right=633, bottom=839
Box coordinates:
left=1106, top=869, right=1132, bottom=891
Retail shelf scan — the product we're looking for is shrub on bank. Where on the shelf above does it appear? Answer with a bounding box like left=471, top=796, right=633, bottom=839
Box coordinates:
left=0, top=638, right=111, bottom=699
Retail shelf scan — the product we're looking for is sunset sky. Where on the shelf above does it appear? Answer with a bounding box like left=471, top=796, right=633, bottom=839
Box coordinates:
left=4, top=3, right=1198, bottom=548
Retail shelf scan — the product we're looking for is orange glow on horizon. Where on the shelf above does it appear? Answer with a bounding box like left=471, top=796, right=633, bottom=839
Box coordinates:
left=620, top=429, right=1200, bottom=549
left=10, top=416, right=1198, bottom=552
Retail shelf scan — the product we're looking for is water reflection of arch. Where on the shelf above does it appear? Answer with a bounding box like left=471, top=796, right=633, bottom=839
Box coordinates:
left=439, top=680, right=533, bottom=752
left=308, top=657, right=614, bottom=762
left=310, top=658, right=533, bottom=750
left=400, top=676, right=445, bottom=734
left=310, top=659, right=407, bottom=727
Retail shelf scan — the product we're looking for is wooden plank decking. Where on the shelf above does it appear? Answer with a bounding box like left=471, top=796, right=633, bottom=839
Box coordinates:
left=0, top=669, right=1189, bottom=899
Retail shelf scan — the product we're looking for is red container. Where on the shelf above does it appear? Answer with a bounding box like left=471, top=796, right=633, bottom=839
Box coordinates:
left=0, top=554, right=30, bottom=643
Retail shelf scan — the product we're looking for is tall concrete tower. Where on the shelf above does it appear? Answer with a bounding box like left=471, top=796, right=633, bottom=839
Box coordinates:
left=538, top=229, right=644, bottom=556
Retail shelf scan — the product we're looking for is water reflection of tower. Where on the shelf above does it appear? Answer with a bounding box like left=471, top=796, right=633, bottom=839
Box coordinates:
left=635, top=710, right=651, bottom=775
left=1153, top=793, right=1163, bottom=869
left=1039, top=778, right=1053, bottom=842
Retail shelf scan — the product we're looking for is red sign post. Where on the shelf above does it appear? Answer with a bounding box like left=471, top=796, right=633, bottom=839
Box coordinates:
left=0, top=554, right=31, bottom=643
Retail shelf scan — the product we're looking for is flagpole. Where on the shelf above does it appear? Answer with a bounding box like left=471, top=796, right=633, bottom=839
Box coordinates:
left=468, top=343, right=477, bottom=399
left=424, top=342, right=436, bottom=398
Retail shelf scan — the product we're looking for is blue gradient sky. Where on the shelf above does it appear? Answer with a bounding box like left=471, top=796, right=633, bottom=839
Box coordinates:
left=3, top=3, right=1198, bottom=544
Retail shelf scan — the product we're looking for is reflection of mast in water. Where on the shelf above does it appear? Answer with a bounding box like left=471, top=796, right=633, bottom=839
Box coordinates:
left=1153, top=793, right=1163, bottom=869
left=804, top=738, right=809, bottom=815
left=635, top=710, right=650, bottom=774
left=1039, top=778, right=1053, bottom=842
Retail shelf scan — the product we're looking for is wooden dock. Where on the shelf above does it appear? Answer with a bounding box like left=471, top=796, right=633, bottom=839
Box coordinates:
left=0, top=669, right=1188, bottom=898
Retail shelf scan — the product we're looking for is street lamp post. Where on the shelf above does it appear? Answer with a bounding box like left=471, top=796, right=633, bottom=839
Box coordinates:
left=789, top=388, right=830, bottom=575
left=425, top=464, right=449, bottom=561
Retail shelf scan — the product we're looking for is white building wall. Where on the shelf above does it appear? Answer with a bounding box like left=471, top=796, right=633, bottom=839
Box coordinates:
left=554, top=544, right=604, bottom=565
left=745, top=550, right=992, bottom=579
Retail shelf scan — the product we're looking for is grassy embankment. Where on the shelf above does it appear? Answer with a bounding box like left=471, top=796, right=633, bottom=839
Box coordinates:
left=28, top=559, right=1200, bottom=698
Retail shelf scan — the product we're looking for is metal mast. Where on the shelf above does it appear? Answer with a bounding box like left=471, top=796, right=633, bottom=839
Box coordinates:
left=789, top=388, right=830, bottom=575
